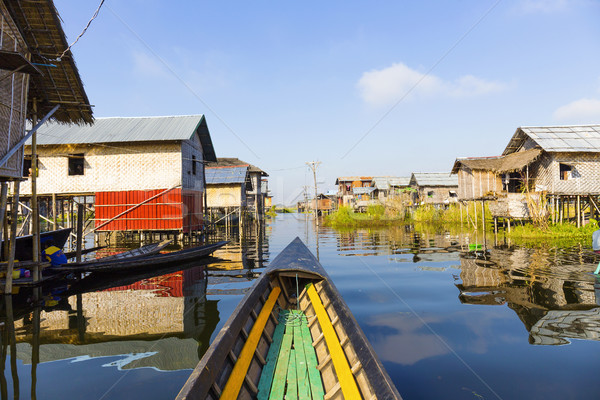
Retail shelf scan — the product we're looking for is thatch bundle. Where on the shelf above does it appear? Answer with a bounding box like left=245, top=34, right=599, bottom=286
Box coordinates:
left=4, top=0, right=93, bottom=124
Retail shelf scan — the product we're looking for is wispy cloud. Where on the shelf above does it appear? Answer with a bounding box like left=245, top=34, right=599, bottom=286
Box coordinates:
left=357, top=62, right=507, bottom=107
left=553, top=98, right=600, bottom=122
left=517, top=0, right=572, bottom=13
left=131, top=50, right=170, bottom=78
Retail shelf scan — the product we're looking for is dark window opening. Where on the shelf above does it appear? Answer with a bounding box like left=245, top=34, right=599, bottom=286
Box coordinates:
left=559, top=163, right=572, bottom=180
left=68, top=154, right=84, bottom=176
left=506, top=172, right=523, bottom=193
left=449, top=191, right=458, bottom=198
left=23, top=156, right=31, bottom=177
left=345, top=184, right=351, bottom=192
left=192, top=155, right=197, bottom=175
left=427, top=190, right=434, bottom=197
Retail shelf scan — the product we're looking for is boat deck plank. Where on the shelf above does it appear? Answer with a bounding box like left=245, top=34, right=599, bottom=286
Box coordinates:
left=286, top=348, right=298, bottom=400
left=270, top=332, right=293, bottom=399
left=257, top=310, right=288, bottom=400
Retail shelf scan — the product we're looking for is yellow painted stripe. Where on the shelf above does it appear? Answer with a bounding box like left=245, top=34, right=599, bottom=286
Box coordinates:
left=220, top=286, right=281, bottom=399
left=306, top=283, right=362, bottom=399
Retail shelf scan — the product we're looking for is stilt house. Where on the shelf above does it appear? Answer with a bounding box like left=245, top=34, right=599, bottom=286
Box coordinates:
left=205, top=164, right=252, bottom=217
left=410, top=173, right=459, bottom=205
left=335, top=176, right=373, bottom=206
left=371, top=177, right=411, bottom=201
left=452, top=125, right=600, bottom=222
left=0, top=0, right=93, bottom=268
left=206, top=158, right=268, bottom=216
left=21, top=115, right=217, bottom=234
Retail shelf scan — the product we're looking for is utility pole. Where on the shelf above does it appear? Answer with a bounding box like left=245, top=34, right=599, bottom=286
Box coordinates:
left=306, top=161, right=321, bottom=226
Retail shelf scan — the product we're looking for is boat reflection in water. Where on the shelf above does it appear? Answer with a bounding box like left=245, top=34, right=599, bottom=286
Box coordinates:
left=456, top=245, right=600, bottom=345
left=0, top=257, right=221, bottom=399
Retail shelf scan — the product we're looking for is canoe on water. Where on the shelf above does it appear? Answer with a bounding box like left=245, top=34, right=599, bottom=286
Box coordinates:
left=176, top=237, right=401, bottom=400
left=51, top=240, right=228, bottom=274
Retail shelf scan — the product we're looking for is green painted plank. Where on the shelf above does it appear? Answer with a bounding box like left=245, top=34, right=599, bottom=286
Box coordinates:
left=269, top=332, right=293, bottom=400
left=294, top=323, right=311, bottom=400
left=257, top=310, right=289, bottom=400
left=286, top=348, right=298, bottom=400
left=300, top=314, right=325, bottom=400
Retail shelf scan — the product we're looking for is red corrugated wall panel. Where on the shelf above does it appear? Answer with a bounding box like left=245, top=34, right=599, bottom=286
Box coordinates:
left=95, top=188, right=204, bottom=231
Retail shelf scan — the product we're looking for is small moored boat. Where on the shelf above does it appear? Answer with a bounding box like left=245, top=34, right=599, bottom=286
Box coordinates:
left=177, top=237, right=401, bottom=400
left=52, top=241, right=228, bottom=274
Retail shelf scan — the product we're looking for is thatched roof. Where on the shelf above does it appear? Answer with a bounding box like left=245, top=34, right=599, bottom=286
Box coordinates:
left=452, top=148, right=542, bottom=174
left=5, top=0, right=93, bottom=124
left=206, top=157, right=268, bottom=176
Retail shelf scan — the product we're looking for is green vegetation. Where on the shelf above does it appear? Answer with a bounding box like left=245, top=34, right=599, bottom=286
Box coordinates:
left=324, top=205, right=402, bottom=228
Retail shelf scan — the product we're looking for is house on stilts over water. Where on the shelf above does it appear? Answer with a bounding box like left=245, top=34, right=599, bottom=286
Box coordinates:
left=0, top=0, right=93, bottom=282
left=20, top=115, right=217, bottom=243
left=452, top=125, right=600, bottom=227
left=205, top=158, right=269, bottom=223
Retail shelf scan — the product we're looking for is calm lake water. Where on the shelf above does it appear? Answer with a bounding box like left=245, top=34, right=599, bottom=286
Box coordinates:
left=2, top=212, right=600, bottom=399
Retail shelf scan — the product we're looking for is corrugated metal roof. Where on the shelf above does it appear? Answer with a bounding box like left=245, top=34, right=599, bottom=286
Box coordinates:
left=503, top=125, right=600, bottom=155
left=372, top=176, right=411, bottom=189
left=205, top=166, right=248, bottom=184
left=353, top=187, right=376, bottom=195
left=411, top=173, right=458, bottom=187
left=32, top=115, right=204, bottom=144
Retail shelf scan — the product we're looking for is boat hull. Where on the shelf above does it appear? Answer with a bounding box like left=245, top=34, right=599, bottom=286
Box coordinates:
left=177, top=237, right=401, bottom=399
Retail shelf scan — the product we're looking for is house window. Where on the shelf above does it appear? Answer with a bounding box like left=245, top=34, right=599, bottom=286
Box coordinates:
left=559, top=163, right=572, bottom=181
left=192, top=155, right=197, bottom=175
left=427, top=190, right=434, bottom=197
left=68, top=154, right=84, bottom=176
left=22, top=156, right=31, bottom=177
left=449, top=191, right=458, bottom=198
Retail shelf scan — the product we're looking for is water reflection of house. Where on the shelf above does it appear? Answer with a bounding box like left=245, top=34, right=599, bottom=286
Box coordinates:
left=11, top=266, right=219, bottom=370
left=456, top=247, right=600, bottom=345
left=410, top=173, right=459, bottom=206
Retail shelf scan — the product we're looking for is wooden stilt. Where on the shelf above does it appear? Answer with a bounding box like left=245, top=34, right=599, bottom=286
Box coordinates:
left=76, top=203, right=84, bottom=263
left=577, top=195, right=581, bottom=228
left=5, top=181, right=21, bottom=292
left=52, top=193, right=57, bottom=230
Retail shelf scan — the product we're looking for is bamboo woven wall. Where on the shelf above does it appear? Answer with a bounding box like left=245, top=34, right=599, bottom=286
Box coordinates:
left=0, top=3, right=29, bottom=179
left=457, top=169, right=502, bottom=200
left=207, top=184, right=244, bottom=208
left=418, top=186, right=459, bottom=205
left=21, top=142, right=185, bottom=195
left=530, top=150, right=600, bottom=195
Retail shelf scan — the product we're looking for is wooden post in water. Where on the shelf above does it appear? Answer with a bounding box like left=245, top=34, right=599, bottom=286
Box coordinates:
left=76, top=203, right=84, bottom=263
left=52, top=193, right=57, bottom=230
left=31, top=100, right=40, bottom=277
left=5, top=181, right=20, bottom=292
left=577, top=195, right=581, bottom=228
left=480, top=200, right=485, bottom=232
left=0, top=183, right=8, bottom=255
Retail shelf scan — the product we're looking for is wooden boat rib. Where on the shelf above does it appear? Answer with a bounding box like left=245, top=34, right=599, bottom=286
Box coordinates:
left=177, top=237, right=401, bottom=400
left=51, top=241, right=228, bottom=273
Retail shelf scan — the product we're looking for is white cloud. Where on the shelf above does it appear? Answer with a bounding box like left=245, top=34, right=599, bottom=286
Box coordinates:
left=357, top=62, right=507, bottom=107
left=553, top=98, right=600, bottom=122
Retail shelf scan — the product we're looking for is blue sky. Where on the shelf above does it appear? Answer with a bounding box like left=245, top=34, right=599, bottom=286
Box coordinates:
left=53, top=0, right=600, bottom=204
